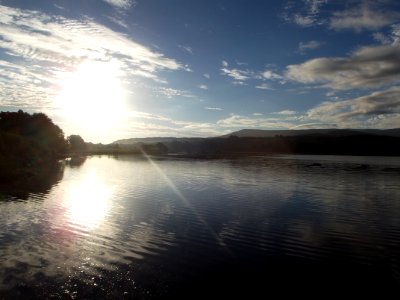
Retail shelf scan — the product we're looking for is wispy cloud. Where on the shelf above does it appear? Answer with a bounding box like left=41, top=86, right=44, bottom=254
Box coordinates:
left=285, top=1, right=399, bottom=32
left=107, top=15, right=129, bottom=28
left=203, top=73, right=210, bottom=79
left=221, top=61, right=284, bottom=87
left=308, top=86, right=400, bottom=123
left=198, top=84, right=208, bottom=90
left=221, top=65, right=251, bottom=82
left=274, top=110, right=297, bottom=115
left=53, top=4, right=65, bottom=10
left=330, top=3, right=400, bottom=32
left=261, top=70, right=283, bottom=81
left=293, top=14, right=316, bottom=27
left=119, top=111, right=224, bottom=138
left=255, top=83, right=274, bottom=90
left=298, top=40, right=323, bottom=54
left=373, top=24, right=400, bottom=45
left=286, top=44, right=400, bottom=90
left=283, top=0, right=327, bottom=27
left=179, top=45, right=193, bottom=54
left=291, top=123, right=337, bottom=129
left=216, top=114, right=296, bottom=129
left=205, top=107, right=223, bottom=111
left=158, top=87, right=195, bottom=99
left=103, top=0, right=135, bottom=10
left=0, top=5, right=183, bottom=71
left=0, top=5, right=185, bottom=109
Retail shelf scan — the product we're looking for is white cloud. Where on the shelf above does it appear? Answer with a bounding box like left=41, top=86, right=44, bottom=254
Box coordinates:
left=158, top=87, right=195, bottom=99
left=220, top=62, right=284, bottom=87
left=222, top=60, right=229, bottom=67
left=298, top=40, right=322, bottom=53
left=221, top=67, right=251, bottom=82
left=232, top=80, right=247, bottom=86
left=198, top=84, right=208, bottom=90
left=205, top=107, right=222, bottom=111
left=393, top=25, right=400, bottom=45
left=255, top=83, right=274, bottom=90
left=107, top=15, right=129, bottom=29
left=307, top=86, right=400, bottom=127
left=286, top=44, right=400, bottom=90
left=290, top=123, right=337, bottom=129
left=216, top=114, right=295, bottom=129
left=253, top=113, right=263, bottom=116
left=203, top=73, right=210, bottom=79
left=0, top=5, right=186, bottom=109
left=0, top=5, right=183, bottom=71
left=261, top=70, right=283, bottom=80
left=293, top=14, right=316, bottom=27
left=283, top=0, right=327, bottom=27
left=330, top=5, right=400, bottom=31
left=373, top=24, right=400, bottom=45
left=103, top=0, right=135, bottom=10
left=275, top=110, right=297, bottom=115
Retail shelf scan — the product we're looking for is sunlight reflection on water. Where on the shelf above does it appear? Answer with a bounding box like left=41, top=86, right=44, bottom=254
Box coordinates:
left=63, top=171, right=112, bottom=231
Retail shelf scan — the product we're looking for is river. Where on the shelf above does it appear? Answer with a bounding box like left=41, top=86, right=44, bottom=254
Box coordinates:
left=1, top=155, right=400, bottom=298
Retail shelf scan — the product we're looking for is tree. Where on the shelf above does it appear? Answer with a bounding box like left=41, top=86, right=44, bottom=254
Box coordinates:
left=0, top=110, right=68, bottom=182
left=67, top=135, right=87, bottom=151
left=0, top=110, right=68, bottom=158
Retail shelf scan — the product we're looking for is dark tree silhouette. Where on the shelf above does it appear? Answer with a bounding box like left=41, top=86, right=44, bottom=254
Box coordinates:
left=67, top=134, right=87, bottom=151
left=0, top=110, right=68, bottom=182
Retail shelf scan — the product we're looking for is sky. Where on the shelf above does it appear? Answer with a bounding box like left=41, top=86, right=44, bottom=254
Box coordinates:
left=1, top=0, right=400, bottom=143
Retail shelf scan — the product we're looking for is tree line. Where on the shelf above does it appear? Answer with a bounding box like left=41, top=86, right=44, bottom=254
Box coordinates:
left=0, top=110, right=82, bottom=182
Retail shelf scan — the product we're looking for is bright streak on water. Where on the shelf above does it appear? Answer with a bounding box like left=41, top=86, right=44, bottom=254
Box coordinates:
left=63, top=171, right=112, bottom=230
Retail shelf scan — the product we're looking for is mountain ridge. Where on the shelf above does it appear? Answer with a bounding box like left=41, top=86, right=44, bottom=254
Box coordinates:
left=112, top=128, right=400, bottom=144
left=221, top=128, right=400, bottom=138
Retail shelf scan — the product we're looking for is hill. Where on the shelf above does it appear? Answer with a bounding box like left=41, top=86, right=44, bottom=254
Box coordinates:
left=111, top=128, right=400, bottom=157
left=221, top=128, right=400, bottom=138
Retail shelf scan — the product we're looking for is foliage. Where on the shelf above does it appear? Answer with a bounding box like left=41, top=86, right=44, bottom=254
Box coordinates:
left=0, top=110, right=68, bottom=182
left=67, top=134, right=87, bottom=151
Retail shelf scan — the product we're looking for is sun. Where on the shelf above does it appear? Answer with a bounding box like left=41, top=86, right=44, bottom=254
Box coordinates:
left=57, top=60, right=128, bottom=141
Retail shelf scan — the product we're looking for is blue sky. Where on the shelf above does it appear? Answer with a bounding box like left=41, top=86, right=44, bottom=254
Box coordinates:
left=1, top=0, right=400, bottom=142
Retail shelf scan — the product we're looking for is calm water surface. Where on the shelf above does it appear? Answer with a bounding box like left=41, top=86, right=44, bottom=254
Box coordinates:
left=1, top=155, right=400, bottom=298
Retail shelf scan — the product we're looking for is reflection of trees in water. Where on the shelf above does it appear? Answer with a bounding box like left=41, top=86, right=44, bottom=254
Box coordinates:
left=0, top=161, right=65, bottom=200
left=65, top=156, right=87, bottom=168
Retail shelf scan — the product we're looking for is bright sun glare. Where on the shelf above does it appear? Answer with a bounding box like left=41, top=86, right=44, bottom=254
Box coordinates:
left=65, top=171, right=112, bottom=230
left=57, top=60, right=128, bottom=141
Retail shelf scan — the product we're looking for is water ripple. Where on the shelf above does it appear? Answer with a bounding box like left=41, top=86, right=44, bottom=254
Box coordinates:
left=1, top=155, right=400, bottom=297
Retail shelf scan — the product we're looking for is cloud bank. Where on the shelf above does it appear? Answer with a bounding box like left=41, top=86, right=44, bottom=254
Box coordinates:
left=330, top=4, right=400, bottom=31
left=308, top=87, right=400, bottom=123
left=286, top=45, right=400, bottom=90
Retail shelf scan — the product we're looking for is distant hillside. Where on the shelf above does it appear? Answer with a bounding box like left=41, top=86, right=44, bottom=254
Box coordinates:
left=221, top=128, right=400, bottom=138
left=109, top=128, right=400, bottom=157
left=113, top=129, right=400, bottom=145
left=112, top=137, right=204, bottom=145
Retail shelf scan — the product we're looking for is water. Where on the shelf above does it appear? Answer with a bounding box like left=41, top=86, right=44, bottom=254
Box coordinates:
left=1, top=155, right=400, bottom=298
